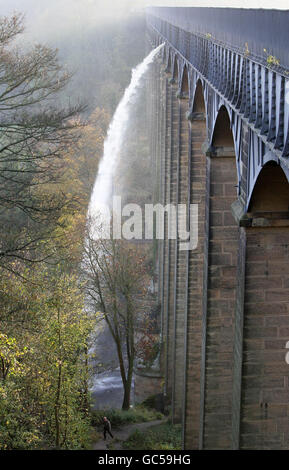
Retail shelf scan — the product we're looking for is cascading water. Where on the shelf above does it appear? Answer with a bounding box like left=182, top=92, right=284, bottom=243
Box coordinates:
left=88, top=43, right=164, bottom=224
left=88, top=43, right=164, bottom=409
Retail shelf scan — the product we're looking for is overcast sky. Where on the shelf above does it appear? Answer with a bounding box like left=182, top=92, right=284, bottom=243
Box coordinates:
left=0, top=0, right=287, bottom=44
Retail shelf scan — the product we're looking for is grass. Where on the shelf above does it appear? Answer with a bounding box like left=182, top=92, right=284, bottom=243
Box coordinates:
left=91, top=405, right=163, bottom=429
left=122, top=422, right=182, bottom=450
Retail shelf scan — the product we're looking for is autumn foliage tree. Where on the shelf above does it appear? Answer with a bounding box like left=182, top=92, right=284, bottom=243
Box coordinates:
left=0, top=264, right=94, bottom=449
left=83, top=220, right=151, bottom=410
left=0, top=9, right=151, bottom=450
left=0, top=12, right=104, bottom=449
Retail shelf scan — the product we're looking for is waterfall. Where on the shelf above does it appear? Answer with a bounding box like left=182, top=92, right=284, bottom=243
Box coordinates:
left=86, top=43, right=164, bottom=408
left=88, top=43, right=164, bottom=228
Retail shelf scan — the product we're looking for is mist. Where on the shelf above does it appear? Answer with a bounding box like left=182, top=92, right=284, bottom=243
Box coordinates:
left=0, top=0, right=287, bottom=46
left=0, top=0, right=286, bottom=112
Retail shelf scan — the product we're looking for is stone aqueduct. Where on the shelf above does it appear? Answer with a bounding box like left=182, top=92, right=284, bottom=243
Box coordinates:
left=144, top=7, right=289, bottom=449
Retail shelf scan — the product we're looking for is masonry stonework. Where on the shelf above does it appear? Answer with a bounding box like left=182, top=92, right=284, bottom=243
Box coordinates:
left=185, top=114, right=207, bottom=448
left=144, top=7, right=289, bottom=450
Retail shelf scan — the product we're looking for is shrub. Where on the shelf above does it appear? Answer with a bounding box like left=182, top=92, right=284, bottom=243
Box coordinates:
left=141, top=393, right=165, bottom=413
left=123, top=422, right=182, bottom=450
left=91, top=405, right=163, bottom=429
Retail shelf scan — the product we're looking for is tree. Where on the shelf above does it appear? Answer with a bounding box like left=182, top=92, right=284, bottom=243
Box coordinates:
left=0, top=333, right=27, bottom=383
left=37, top=270, right=93, bottom=448
left=0, top=264, right=94, bottom=450
left=0, top=13, right=86, bottom=274
left=83, top=220, right=150, bottom=410
left=64, top=107, right=110, bottom=200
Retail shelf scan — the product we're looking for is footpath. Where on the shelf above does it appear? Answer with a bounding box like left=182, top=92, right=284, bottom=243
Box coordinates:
left=93, top=419, right=163, bottom=450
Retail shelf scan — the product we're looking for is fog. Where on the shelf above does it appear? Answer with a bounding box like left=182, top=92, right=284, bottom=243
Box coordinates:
left=0, top=0, right=287, bottom=45
left=1, top=0, right=286, bottom=117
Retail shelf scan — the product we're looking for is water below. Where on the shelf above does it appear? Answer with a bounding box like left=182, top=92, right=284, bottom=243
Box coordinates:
left=89, top=321, right=134, bottom=409
left=90, top=368, right=134, bottom=410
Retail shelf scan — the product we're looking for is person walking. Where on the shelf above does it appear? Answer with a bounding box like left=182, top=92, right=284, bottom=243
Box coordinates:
left=103, top=416, right=114, bottom=440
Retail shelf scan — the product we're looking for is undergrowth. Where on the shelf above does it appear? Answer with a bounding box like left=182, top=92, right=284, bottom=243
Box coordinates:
left=122, top=422, right=182, bottom=450
left=91, top=405, right=163, bottom=428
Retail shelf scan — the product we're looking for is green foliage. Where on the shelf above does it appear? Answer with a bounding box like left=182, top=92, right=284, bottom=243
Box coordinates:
left=0, top=382, right=42, bottom=450
left=0, top=267, right=95, bottom=449
left=263, top=48, right=280, bottom=67
left=0, top=12, right=108, bottom=450
left=0, top=8, right=147, bottom=451
left=266, top=55, right=280, bottom=67
left=123, top=422, right=182, bottom=450
left=244, top=42, right=250, bottom=56
left=0, top=334, right=28, bottom=381
left=141, top=394, right=164, bottom=412
left=91, top=406, right=163, bottom=428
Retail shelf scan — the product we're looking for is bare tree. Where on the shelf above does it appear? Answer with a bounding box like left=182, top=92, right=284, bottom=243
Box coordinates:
left=83, top=220, right=150, bottom=410
left=0, top=13, right=86, bottom=273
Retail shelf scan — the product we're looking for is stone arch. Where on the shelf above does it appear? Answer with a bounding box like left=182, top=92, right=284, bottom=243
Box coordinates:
left=180, top=64, right=189, bottom=96
left=248, top=161, right=289, bottom=215
left=212, top=105, right=234, bottom=148
left=202, top=100, right=239, bottom=449
left=185, top=75, right=208, bottom=447
left=166, top=50, right=172, bottom=72
left=240, top=160, right=289, bottom=449
left=172, top=55, right=178, bottom=82
left=192, top=79, right=206, bottom=114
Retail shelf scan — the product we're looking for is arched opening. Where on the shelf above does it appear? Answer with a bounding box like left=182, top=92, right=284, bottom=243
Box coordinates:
left=241, top=160, right=289, bottom=449
left=171, top=61, right=190, bottom=423
left=181, top=65, right=189, bottom=95
left=212, top=105, right=234, bottom=148
left=184, top=76, right=207, bottom=447
left=203, top=102, right=238, bottom=449
left=173, top=56, right=178, bottom=82
left=192, top=80, right=205, bottom=114
left=166, top=52, right=171, bottom=73
left=248, top=161, right=289, bottom=215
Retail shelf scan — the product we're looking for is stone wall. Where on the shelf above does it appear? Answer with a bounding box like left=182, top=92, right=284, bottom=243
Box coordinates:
left=185, top=115, right=207, bottom=448
left=147, top=25, right=289, bottom=451
left=134, top=369, right=163, bottom=405
left=240, top=226, right=289, bottom=449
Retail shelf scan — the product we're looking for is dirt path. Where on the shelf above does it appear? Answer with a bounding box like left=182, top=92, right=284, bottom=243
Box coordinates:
left=93, top=419, right=163, bottom=450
